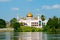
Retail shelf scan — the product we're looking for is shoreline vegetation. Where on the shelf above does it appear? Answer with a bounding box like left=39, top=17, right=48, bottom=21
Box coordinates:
left=0, top=28, right=13, bottom=32
left=0, top=16, right=60, bottom=34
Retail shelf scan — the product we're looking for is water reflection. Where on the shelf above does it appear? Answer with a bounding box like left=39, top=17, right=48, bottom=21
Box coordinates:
left=0, top=32, right=11, bottom=40
left=0, top=32, right=60, bottom=40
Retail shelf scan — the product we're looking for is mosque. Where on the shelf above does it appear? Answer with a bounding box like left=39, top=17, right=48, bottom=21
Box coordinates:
left=18, top=12, right=48, bottom=28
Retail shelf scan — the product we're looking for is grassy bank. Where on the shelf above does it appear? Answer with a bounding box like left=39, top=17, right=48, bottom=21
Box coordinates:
left=0, top=28, right=14, bottom=32
left=18, top=26, right=43, bottom=32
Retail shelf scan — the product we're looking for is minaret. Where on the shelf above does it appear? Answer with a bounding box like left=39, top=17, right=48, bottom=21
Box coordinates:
left=37, top=14, right=42, bottom=28
left=38, top=14, right=40, bottom=20
left=37, top=14, right=40, bottom=28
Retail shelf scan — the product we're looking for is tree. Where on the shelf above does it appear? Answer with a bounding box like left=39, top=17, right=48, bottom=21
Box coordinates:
left=52, top=16, right=58, bottom=28
left=47, top=18, right=54, bottom=28
left=47, top=16, right=58, bottom=29
left=41, top=15, right=45, bottom=21
left=19, top=22, right=24, bottom=26
left=58, top=18, right=60, bottom=28
left=0, top=19, right=6, bottom=28
left=10, top=18, right=17, bottom=27
left=43, top=16, right=59, bottom=32
left=13, top=22, right=20, bottom=32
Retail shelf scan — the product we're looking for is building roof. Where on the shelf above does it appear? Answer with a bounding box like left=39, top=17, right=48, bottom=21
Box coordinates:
left=27, top=12, right=33, bottom=17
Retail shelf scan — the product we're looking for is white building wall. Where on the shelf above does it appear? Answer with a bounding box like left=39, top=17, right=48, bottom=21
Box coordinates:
left=19, top=19, right=48, bottom=28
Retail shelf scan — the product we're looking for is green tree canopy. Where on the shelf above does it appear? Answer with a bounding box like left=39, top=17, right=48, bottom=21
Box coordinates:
left=10, top=18, right=17, bottom=27
left=58, top=18, right=60, bottom=28
left=13, top=22, right=20, bottom=32
left=47, top=16, right=58, bottom=29
left=0, top=19, right=6, bottom=28
left=41, top=15, right=45, bottom=21
left=43, top=16, right=60, bottom=32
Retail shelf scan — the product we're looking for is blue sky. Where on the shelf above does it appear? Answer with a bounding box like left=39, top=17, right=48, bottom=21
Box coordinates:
left=0, top=0, right=60, bottom=21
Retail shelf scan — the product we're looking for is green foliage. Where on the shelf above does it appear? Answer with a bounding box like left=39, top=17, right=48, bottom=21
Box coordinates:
left=13, top=22, right=20, bottom=32
left=19, top=22, right=24, bottom=26
left=58, top=18, right=60, bottom=29
left=10, top=18, right=22, bottom=32
left=43, top=25, right=50, bottom=32
left=47, top=16, right=58, bottom=29
left=19, top=26, right=42, bottom=32
left=10, top=18, right=17, bottom=27
left=43, top=16, right=60, bottom=33
left=41, top=15, right=45, bottom=21
left=0, top=19, right=6, bottom=28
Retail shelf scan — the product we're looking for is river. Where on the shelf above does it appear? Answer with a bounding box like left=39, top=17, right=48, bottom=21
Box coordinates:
left=0, top=32, right=60, bottom=40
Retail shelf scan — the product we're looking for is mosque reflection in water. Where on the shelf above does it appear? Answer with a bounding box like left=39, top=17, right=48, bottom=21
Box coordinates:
left=0, top=32, right=60, bottom=40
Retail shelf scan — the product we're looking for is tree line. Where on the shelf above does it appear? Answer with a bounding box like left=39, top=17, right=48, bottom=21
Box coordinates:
left=43, top=16, right=60, bottom=33
left=0, top=15, right=60, bottom=33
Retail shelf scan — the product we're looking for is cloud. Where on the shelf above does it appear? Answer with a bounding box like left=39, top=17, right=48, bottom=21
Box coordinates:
left=35, top=9, right=40, bottom=11
left=0, top=0, right=10, bottom=2
left=42, top=4, right=60, bottom=10
left=42, top=5, right=51, bottom=9
left=11, top=8, right=19, bottom=11
left=27, top=0, right=32, bottom=2
left=52, top=4, right=60, bottom=9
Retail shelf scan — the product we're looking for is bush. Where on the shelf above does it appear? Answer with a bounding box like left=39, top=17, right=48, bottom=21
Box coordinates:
left=10, top=18, right=17, bottom=28
left=19, top=26, right=42, bottom=32
left=13, top=22, right=20, bottom=32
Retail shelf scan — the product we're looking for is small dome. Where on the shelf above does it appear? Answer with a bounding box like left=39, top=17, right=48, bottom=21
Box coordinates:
left=21, top=17, right=26, bottom=20
left=27, top=12, right=33, bottom=17
left=34, top=17, right=38, bottom=20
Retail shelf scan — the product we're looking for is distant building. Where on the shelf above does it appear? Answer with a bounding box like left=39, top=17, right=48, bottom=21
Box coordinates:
left=18, top=12, right=48, bottom=28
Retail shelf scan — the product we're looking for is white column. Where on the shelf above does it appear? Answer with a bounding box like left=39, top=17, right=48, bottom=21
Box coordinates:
left=38, top=15, right=40, bottom=28
left=41, top=20, right=42, bottom=28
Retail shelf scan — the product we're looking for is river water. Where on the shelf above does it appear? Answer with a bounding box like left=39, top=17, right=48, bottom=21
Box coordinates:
left=0, top=32, right=60, bottom=40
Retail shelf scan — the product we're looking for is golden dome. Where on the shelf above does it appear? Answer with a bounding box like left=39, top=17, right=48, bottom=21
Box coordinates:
left=27, top=12, right=33, bottom=17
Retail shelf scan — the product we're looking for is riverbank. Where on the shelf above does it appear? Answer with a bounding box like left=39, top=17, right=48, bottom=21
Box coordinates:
left=19, top=26, right=43, bottom=32
left=0, top=28, right=14, bottom=32
left=0, top=26, right=60, bottom=34
left=0, top=26, right=42, bottom=32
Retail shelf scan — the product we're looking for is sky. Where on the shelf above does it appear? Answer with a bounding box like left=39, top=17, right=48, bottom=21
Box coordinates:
left=0, top=0, right=60, bottom=21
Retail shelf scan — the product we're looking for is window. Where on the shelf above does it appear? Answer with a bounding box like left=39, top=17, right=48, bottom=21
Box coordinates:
left=39, top=21, right=41, bottom=26
left=42, top=22, right=45, bottom=25
left=31, top=22, right=38, bottom=26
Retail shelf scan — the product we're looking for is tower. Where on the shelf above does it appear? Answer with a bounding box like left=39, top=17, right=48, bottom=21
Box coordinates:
left=37, top=14, right=41, bottom=20
left=37, top=14, right=42, bottom=28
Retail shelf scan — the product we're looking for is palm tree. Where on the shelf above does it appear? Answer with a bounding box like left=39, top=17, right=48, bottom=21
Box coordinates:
left=41, top=15, right=45, bottom=21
